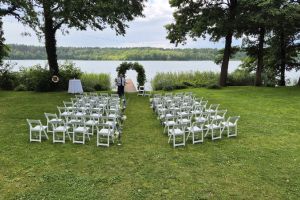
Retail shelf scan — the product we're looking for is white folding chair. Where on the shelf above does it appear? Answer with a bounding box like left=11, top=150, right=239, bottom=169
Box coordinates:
left=27, top=119, right=48, bottom=142
left=168, top=124, right=185, bottom=148
left=72, top=121, right=90, bottom=144
left=57, top=106, right=73, bottom=120
left=210, top=109, right=227, bottom=121
left=221, top=116, right=240, bottom=138
left=137, top=86, right=145, bottom=96
left=96, top=123, right=114, bottom=147
left=52, top=120, right=70, bottom=143
left=44, top=113, right=63, bottom=133
left=206, top=104, right=220, bottom=115
left=186, top=121, right=206, bottom=144
left=163, top=115, right=177, bottom=134
left=205, top=118, right=223, bottom=140
left=84, top=114, right=99, bottom=135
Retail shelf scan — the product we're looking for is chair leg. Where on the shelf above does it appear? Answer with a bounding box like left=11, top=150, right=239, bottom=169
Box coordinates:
left=43, top=129, right=49, bottom=140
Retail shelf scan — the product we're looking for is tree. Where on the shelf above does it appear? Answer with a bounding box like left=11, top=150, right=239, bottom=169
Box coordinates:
left=239, top=0, right=273, bottom=86
left=270, top=0, right=300, bottom=86
left=27, top=0, right=146, bottom=76
left=166, top=0, right=241, bottom=86
left=0, top=0, right=34, bottom=65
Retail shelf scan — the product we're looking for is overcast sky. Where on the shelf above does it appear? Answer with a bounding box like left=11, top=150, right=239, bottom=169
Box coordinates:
left=3, top=0, right=241, bottom=49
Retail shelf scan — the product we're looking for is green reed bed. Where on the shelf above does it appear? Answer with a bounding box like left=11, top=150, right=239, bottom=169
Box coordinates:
left=151, top=71, right=219, bottom=90
left=80, top=73, right=111, bottom=91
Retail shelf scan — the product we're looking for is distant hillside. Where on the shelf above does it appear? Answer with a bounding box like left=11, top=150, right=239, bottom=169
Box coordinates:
left=7, top=44, right=245, bottom=61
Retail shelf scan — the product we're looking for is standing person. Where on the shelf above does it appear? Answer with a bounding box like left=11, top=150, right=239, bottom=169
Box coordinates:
left=116, top=73, right=126, bottom=98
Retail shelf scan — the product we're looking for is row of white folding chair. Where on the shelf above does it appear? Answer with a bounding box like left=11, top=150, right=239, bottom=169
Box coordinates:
left=166, top=116, right=240, bottom=148
left=42, top=114, right=118, bottom=145
left=57, top=104, right=120, bottom=119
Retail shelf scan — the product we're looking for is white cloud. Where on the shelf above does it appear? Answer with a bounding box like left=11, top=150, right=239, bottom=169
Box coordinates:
left=136, top=0, right=174, bottom=22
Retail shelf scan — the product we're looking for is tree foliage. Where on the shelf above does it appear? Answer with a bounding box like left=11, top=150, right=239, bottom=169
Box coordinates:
left=22, top=0, right=146, bottom=76
left=166, top=0, right=241, bottom=86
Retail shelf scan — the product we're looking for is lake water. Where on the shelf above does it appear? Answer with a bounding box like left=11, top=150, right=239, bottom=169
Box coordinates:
left=6, top=60, right=299, bottom=89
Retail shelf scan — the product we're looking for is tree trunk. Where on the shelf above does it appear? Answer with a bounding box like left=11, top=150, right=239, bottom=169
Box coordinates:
left=279, top=30, right=286, bottom=86
left=255, top=27, right=265, bottom=86
left=43, top=3, right=59, bottom=76
left=219, top=33, right=232, bottom=87
left=0, top=17, right=5, bottom=65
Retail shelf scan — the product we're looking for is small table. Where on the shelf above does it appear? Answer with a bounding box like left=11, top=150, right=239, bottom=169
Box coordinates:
left=68, top=79, right=83, bottom=94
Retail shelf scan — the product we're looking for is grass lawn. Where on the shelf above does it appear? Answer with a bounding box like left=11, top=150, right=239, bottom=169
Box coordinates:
left=0, top=87, right=299, bottom=199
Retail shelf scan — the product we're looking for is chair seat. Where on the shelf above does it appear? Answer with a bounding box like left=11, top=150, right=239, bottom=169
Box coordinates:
left=164, top=121, right=176, bottom=126
left=205, top=124, right=220, bottom=129
left=32, top=125, right=48, bottom=131
left=49, top=118, right=63, bottom=123
left=54, top=126, right=69, bottom=132
left=75, top=112, right=85, bottom=117
left=108, top=114, right=117, bottom=118
left=91, top=113, right=102, bottom=118
left=195, top=117, right=207, bottom=122
left=61, top=112, right=72, bottom=116
left=191, top=110, right=202, bottom=114
left=211, top=115, right=224, bottom=120
left=68, top=119, right=81, bottom=124
left=169, top=128, right=184, bottom=136
left=74, top=127, right=89, bottom=133
left=177, top=112, right=188, bottom=116
left=206, top=109, right=216, bottom=113
left=85, top=120, right=98, bottom=126
left=106, top=121, right=116, bottom=127
left=99, top=129, right=111, bottom=136
left=178, top=119, right=191, bottom=124
left=221, top=122, right=235, bottom=127
left=187, top=126, right=203, bottom=132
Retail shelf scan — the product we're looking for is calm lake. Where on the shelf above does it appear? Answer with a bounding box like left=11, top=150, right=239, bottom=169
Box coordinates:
left=6, top=60, right=299, bottom=89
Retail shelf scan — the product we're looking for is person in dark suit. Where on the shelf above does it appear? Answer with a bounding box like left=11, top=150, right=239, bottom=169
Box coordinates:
left=116, top=74, right=126, bottom=98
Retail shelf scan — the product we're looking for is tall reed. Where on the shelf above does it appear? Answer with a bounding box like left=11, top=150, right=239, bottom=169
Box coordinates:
left=81, top=73, right=111, bottom=91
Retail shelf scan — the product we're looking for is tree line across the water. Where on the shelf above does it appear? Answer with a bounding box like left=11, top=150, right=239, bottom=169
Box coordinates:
left=7, top=44, right=246, bottom=61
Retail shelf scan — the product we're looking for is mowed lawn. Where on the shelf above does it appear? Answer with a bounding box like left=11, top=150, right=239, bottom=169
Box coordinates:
left=0, top=87, right=299, bottom=199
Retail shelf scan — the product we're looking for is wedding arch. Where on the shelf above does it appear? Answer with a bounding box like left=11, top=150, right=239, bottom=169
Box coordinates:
left=116, top=62, right=146, bottom=87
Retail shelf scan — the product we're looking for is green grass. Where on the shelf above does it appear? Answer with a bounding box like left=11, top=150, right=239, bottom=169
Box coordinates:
left=0, top=87, right=300, bottom=199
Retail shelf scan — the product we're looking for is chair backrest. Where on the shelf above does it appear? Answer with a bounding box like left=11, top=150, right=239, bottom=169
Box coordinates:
left=96, top=123, right=112, bottom=132
left=63, top=101, right=73, bottom=108
left=209, top=104, right=220, bottom=110
left=44, top=113, right=58, bottom=121
left=228, top=116, right=240, bottom=125
left=27, top=119, right=42, bottom=128
left=172, top=123, right=184, bottom=131
left=200, top=100, right=208, bottom=108
left=216, top=109, right=227, bottom=117
left=192, top=121, right=205, bottom=129
left=138, top=86, right=145, bottom=91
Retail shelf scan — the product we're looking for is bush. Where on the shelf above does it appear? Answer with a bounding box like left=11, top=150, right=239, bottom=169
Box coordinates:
left=58, top=62, right=82, bottom=90
left=227, top=68, right=255, bottom=86
left=207, top=84, right=221, bottom=89
left=18, top=65, right=53, bottom=92
left=81, top=73, right=111, bottom=91
left=14, top=84, right=27, bottom=91
left=0, top=63, right=18, bottom=90
left=17, top=62, right=82, bottom=92
left=82, top=85, right=96, bottom=92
